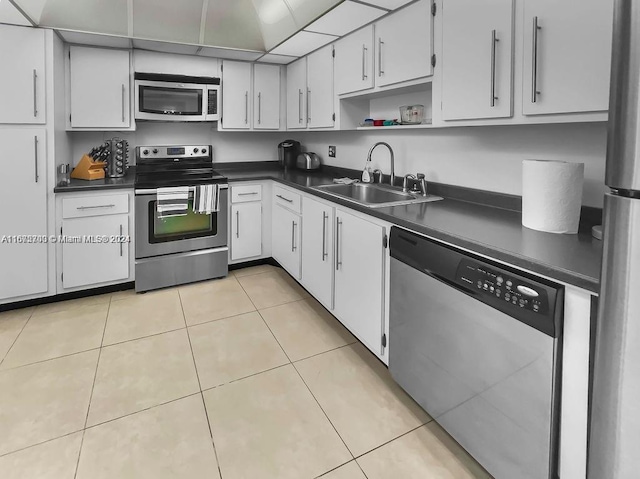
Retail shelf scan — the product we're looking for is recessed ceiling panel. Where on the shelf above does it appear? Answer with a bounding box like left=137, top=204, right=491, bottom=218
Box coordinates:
left=257, top=53, right=298, bottom=64
left=23, top=0, right=128, bottom=36
left=198, top=46, right=263, bottom=61
left=358, top=0, right=413, bottom=10
left=204, top=0, right=264, bottom=51
left=59, top=30, right=132, bottom=48
left=304, top=1, right=384, bottom=36
left=285, top=0, right=343, bottom=28
left=0, top=1, right=32, bottom=26
left=132, top=39, right=200, bottom=56
left=251, top=0, right=298, bottom=51
left=134, top=0, right=203, bottom=44
left=270, top=30, right=336, bottom=57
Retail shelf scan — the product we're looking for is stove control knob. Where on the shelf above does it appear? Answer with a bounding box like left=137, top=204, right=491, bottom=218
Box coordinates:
left=153, top=149, right=159, bottom=154
left=142, top=149, right=149, bottom=155
left=201, top=148, right=207, bottom=154
left=116, top=161, right=123, bottom=166
left=193, top=148, right=199, bottom=153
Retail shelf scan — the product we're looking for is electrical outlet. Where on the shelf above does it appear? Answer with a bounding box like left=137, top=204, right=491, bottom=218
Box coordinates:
left=328, top=145, right=336, bottom=158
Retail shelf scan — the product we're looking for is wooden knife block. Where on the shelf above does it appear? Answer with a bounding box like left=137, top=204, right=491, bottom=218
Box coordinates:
left=71, top=154, right=106, bottom=180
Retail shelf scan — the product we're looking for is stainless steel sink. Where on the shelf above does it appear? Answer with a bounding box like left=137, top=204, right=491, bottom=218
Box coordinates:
left=314, top=183, right=443, bottom=208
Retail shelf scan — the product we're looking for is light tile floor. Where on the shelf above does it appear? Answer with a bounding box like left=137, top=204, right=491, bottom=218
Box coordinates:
left=0, top=265, right=490, bottom=479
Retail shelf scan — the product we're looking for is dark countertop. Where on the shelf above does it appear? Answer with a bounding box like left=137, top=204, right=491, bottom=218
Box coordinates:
left=54, top=169, right=135, bottom=193
left=217, top=163, right=602, bottom=293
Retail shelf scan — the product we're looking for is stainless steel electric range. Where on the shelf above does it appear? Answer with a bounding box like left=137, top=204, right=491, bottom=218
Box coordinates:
left=134, top=145, right=228, bottom=292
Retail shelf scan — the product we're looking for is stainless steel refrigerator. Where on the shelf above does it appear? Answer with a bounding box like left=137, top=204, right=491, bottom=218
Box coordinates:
left=588, top=0, right=640, bottom=477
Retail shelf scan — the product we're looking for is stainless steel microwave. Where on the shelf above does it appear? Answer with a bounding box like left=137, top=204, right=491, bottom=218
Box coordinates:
left=134, top=73, right=220, bottom=122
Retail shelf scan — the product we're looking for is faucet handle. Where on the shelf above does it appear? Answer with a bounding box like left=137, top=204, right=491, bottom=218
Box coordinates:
left=417, top=173, right=425, bottom=179
left=416, top=173, right=428, bottom=196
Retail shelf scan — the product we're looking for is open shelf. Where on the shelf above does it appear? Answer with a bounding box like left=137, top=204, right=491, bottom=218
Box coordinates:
left=356, top=122, right=433, bottom=130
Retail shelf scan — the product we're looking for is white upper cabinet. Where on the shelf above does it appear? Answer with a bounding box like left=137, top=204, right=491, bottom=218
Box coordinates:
left=306, top=45, right=335, bottom=129
left=253, top=63, right=280, bottom=130
left=0, top=129, right=48, bottom=300
left=441, top=0, right=514, bottom=120
left=286, top=57, right=308, bottom=129
left=522, top=0, right=613, bottom=115
left=335, top=26, right=374, bottom=95
left=0, top=25, right=46, bottom=124
left=375, top=0, right=433, bottom=87
left=221, top=61, right=252, bottom=129
left=69, top=46, right=131, bottom=129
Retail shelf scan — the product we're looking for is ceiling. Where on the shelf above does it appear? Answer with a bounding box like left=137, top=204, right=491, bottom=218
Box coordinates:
left=1, top=0, right=414, bottom=63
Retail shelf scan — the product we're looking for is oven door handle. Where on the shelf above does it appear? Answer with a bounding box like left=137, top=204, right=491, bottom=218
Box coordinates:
left=135, top=185, right=229, bottom=195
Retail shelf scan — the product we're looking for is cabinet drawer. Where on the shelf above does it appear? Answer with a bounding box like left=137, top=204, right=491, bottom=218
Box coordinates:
left=231, top=184, right=262, bottom=203
left=273, top=186, right=301, bottom=213
left=62, top=193, right=129, bottom=219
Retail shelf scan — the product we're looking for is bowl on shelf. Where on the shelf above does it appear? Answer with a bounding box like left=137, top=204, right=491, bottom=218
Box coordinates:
left=399, top=105, right=425, bottom=124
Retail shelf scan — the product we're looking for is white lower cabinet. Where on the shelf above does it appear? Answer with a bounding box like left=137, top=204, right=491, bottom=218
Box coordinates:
left=61, top=214, right=130, bottom=289
left=0, top=129, right=48, bottom=301
left=333, top=208, right=386, bottom=356
left=231, top=202, right=262, bottom=260
left=301, top=196, right=334, bottom=309
left=272, top=203, right=301, bottom=279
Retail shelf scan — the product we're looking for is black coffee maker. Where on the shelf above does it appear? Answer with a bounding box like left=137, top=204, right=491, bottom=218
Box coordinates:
left=278, top=140, right=301, bottom=169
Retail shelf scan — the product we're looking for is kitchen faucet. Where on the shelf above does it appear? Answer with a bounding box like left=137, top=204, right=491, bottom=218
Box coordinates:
left=366, top=142, right=395, bottom=186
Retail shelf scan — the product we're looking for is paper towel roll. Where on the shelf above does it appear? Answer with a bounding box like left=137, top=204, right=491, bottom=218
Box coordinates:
left=522, top=160, right=584, bottom=234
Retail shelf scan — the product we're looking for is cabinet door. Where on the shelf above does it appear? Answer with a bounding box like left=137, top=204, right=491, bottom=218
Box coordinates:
left=62, top=214, right=129, bottom=289
left=522, top=0, right=613, bottom=115
left=442, top=0, right=514, bottom=120
left=70, top=46, right=130, bottom=128
left=375, top=0, right=433, bottom=87
left=231, top=202, right=262, bottom=260
left=286, top=58, right=307, bottom=129
left=334, top=209, right=385, bottom=356
left=335, top=26, right=374, bottom=95
left=0, top=129, right=48, bottom=300
left=272, top=204, right=301, bottom=278
left=307, top=45, right=335, bottom=129
left=301, top=197, right=334, bottom=308
left=0, top=25, right=46, bottom=124
left=253, top=64, right=280, bottom=130
left=221, top=61, right=252, bottom=129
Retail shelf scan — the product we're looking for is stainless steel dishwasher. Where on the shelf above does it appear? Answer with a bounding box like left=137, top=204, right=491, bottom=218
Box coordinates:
left=389, top=227, right=563, bottom=479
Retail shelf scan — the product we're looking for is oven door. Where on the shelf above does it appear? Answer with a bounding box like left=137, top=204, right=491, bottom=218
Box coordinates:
left=135, top=80, right=208, bottom=121
left=135, top=187, right=228, bottom=259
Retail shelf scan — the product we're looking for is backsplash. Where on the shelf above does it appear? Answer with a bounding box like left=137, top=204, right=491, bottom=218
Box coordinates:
left=295, top=122, right=608, bottom=208
left=68, top=122, right=288, bottom=167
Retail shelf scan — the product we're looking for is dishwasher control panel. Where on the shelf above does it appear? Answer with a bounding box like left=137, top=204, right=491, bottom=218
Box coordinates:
left=456, top=259, right=549, bottom=315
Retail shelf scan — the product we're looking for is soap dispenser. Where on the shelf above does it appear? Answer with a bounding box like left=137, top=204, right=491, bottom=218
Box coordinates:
left=361, top=158, right=373, bottom=183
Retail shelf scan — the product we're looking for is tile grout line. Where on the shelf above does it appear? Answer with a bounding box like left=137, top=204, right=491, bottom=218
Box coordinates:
left=0, top=307, right=38, bottom=368
left=0, top=346, right=103, bottom=373
left=201, top=362, right=291, bottom=393
left=74, top=300, right=112, bottom=479
left=177, top=288, right=224, bottom=479
left=353, top=422, right=428, bottom=461
left=0, top=428, right=84, bottom=460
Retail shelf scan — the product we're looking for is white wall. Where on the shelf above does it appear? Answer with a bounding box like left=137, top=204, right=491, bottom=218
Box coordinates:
left=69, top=122, right=287, bottom=166
left=295, top=122, right=608, bottom=207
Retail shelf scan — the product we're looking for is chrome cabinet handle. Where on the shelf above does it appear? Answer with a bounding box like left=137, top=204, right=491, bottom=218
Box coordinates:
left=531, top=17, right=541, bottom=103
left=378, top=38, right=384, bottom=76
left=362, top=45, right=368, bottom=80
left=236, top=210, right=240, bottom=238
left=322, top=211, right=328, bottom=261
left=119, top=224, right=123, bottom=257
left=76, top=204, right=116, bottom=210
left=238, top=192, right=258, bottom=196
left=258, top=92, right=261, bottom=124
left=34, top=136, right=38, bottom=183
left=276, top=194, right=293, bottom=203
left=490, top=29, right=499, bottom=107
left=33, top=70, right=38, bottom=117
left=121, top=84, right=126, bottom=123
left=307, top=89, right=311, bottom=123
left=291, top=221, right=297, bottom=252
left=245, top=91, right=249, bottom=124
left=335, top=217, right=342, bottom=270
left=298, top=89, right=303, bottom=123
